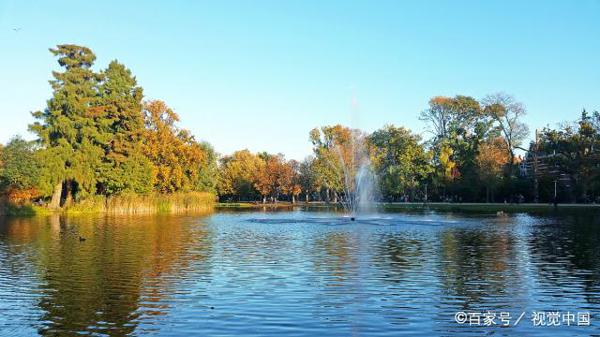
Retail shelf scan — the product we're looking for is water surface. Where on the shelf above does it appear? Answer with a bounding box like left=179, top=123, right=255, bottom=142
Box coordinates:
left=0, top=210, right=599, bottom=336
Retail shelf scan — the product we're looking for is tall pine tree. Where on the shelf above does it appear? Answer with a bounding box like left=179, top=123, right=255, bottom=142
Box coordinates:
left=30, top=44, right=104, bottom=207
left=96, top=60, right=153, bottom=195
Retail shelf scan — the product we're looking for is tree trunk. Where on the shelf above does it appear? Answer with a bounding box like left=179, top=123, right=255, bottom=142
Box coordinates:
left=326, top=188, right=330, bottom=203
left=64, top=180, right=74, bottom=207
left=49, top=182, right=63, bottom=209
left=305, top=193, right=309, bottom=203
left=262, top=196, right=266, bottom=204
left=292, top=195, right=296, bottom=204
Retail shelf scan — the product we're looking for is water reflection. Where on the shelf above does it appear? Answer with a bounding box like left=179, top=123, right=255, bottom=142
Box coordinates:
left=0, top=214, right=213, bottom=336
left=438, top=228, right=520, bottom=307
left=0, top=211, right=599, bottom=336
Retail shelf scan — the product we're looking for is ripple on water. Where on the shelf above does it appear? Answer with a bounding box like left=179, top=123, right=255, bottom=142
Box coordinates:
left=0, top=211, right=599, bottom=336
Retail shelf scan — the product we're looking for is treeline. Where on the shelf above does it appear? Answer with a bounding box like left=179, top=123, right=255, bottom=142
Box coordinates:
left=1, top=44, right=599, bottom=211
left=217, top=97, right=599, bottom=204
left=0, top=45, right=218, bottom=210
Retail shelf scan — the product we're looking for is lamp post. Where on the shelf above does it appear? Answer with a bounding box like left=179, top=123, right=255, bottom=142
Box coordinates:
left=553, top=179, right=558, bottom=208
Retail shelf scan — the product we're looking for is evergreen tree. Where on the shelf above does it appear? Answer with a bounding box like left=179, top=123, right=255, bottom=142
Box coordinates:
left=30, top=44, right=104, bottom=207
left=96, top=60, right=153, bottom=195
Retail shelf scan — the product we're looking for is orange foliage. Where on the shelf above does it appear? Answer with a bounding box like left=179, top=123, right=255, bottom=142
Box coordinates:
left=142, top=100, right=207, bottom=193
left=476, top=137, right=510, bottom=184
left=6, top=187, right=40, bottom=205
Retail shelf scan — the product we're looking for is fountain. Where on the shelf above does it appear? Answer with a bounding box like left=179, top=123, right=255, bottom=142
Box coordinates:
left=334, top=132, right=378, bottom=218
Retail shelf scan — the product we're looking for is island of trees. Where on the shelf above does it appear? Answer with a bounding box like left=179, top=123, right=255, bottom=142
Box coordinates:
left=1, top=44, right=599, bottom=214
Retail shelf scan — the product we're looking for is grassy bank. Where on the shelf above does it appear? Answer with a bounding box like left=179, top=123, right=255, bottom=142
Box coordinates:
left=1, top=192, right=216, bottom=216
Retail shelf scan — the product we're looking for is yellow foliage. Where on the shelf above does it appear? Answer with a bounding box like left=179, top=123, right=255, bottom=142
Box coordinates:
left=142, top=100, right=207, bottom=193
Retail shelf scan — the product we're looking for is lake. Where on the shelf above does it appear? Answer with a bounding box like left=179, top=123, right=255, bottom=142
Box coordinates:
left=0, top=209, right=599, bottom=336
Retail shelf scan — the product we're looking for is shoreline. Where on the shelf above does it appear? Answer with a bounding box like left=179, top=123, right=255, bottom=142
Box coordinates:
left=216, top=201, right=600, bottom=212
left=3, top=200, right=598, bottom=218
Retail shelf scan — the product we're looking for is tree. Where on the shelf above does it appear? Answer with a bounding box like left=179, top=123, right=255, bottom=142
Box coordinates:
left=309, top=125, right=366, bottom=203
left=369, top=125, right=432, bottom=201
left=298, top=156, right=319, bottom=202
left=476, top=137, right=510, bottom=202
left=538, top=111, right=600, bottom=202
left=142, top=100, right=210, bottom=193
left=29, top=44, right=105, bottom=207
left=482, top=93, right=529, bottom=170
left=286, top=160, right=303, bottom=203
left=218, top=150, right=264, bottom=201
left=419, top=95, right=482, bottom=142
left=195, top=142, right=220, bottom=194
left=253, top=154, right=299, bottom=203
left=254, top=156, right=275, bottom=203
left=420, top=95, right=491, bottom=200
left=419, top=96, right=454, bottom=141
left=0, top=137, right=41, bottom=203
left=95, top=60, right=152, bottom=195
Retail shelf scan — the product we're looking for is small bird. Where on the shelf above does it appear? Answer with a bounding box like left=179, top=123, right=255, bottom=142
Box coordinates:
left=78, top=236, right=86, bottom=242
left=12, top=28, right=21, bottom=32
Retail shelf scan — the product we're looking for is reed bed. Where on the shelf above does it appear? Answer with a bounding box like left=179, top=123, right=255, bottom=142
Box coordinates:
left=64, top=192, right=216, bottom=215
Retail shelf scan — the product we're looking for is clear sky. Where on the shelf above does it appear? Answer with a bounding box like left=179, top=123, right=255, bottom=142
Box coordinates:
left=1, top=0, right=599, bottom=159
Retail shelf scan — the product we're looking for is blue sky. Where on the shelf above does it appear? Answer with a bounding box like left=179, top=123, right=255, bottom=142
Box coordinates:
left=1, top=0, right=599, bottom=159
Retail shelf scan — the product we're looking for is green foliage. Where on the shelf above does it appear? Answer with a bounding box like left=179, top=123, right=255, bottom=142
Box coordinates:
left=309, top=125, right=357, bottom=199
left=98, top=153, right=154, bottom=195
left=218, top=149, right=264, bottom=200
left=18, top=44, right=218, bottom=210
left=538, top=110, right=600, bottom=202
left=369, top=125, right=432, bottom=200
left=95, top=60, right=150, bottom=195
left=299, top=156, right=319, bottom=200
left=30, top=44, right=103, bottom=200
left=195, top=142, right=220, bottom=193
left=0, top=137, right=41, bottom=191
left=5, top=43, right=598, bottom=207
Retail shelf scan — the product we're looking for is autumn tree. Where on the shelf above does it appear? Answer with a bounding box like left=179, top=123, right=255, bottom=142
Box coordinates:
left=253, top=155, right=274, bottom=203
left=482, top=93, right=529, bottom=171
left=476, top=137, right=510, bottom=202
left=218, top=149, right=264, bottom=201
left=286, top=160, right=303, bottom=203
left=253, top=154, right=300, bottom=203
left=309, top=125, right=366, bottom=203
left=419, top=95, right=492, bottom=200
left=419, top=95, right=482, bottom=143
left=142, top=100, right=212, bottom=193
